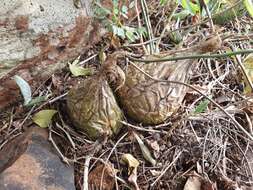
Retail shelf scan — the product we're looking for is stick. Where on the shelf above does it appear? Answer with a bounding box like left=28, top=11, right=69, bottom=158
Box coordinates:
left=128, top=49, right=253, bottom=63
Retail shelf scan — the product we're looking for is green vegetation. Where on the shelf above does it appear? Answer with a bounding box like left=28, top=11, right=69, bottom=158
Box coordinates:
left=93, top=0, right=147, bottom=42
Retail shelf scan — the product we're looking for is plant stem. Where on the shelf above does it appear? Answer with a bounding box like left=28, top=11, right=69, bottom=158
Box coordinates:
left=128, top=49, right=253, bottom=63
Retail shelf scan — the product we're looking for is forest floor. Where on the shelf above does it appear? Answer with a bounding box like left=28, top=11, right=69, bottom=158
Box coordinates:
left=1, top=1, right=253, bottom=190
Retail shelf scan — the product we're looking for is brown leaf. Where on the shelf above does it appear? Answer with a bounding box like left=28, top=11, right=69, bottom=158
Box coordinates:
left=52, top=74, right=63, bottom=92
left=146, top=139, right=160, bottom=152
left=201, top=180, right=215, bottom=190
left=110, top=34, right=121, bottom=49
left=88, top=163, right=117, bottom=190
left=192, top=15, right=200, bottom=24
left=184, top=175, right=201, bottom=190
left=121, top=154, right=140, bottom=190
left=128, top=167, right=140, bottom=190
left=184, top=172, right=215, bottom=190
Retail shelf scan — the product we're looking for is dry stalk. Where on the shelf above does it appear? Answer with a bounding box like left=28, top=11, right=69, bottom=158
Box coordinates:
left=120, top=121, right=167, bottom=134
left=229, top=44, right=253, bottom=92
left=83, top=156, right=91, bottom=190
left=151, top=150, right=183, bottom=187
left=48, top=125, right=70, bottom=165
left=128, top=49, right=253, bottom=63
left=98, top=133, right=128, bottom=190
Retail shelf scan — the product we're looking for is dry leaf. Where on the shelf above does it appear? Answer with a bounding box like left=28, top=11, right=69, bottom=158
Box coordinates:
left=146, top=140, right=160, bottom=152
left=150, top=170, right=160, bottom=177
left=242, top=54, right=253, bottom=94
left=128, top=167, right=140, bottom=190
left=68, top=56, right=93, bottom=77
left=184, top=172, right=215, bottom=190
left=201, top=180, right=215, bottom=190
left=121, top=153, right=140, bottom=173
left=110, top=34, right=121, bottom=49
left=13, top=75, right=32, bottom=105
left=88, top=163, right=117, bottom=190
left=184, top=175, right=202, bottom=190
left=32, top=109, right=57, bottom=128
left=121, top=154, right=140, bottom=190
left=133, top=132, right=157, bottom=166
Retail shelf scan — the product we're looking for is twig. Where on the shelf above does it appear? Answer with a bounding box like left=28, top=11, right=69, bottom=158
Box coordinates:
left=229, top=45, right=253, bottom=92
left=199, top=0, right=214, bottom=32
left=156, top=4, right=178, bottom=50
left=151, top=150, right=183, bottom=187
left=140, top=0, right=156, bottom=53
left=99, top=133, right=128, bottom=190
left=82, top=140, right=103, bottom=190
left=48, top=125, right=70, bottom=165
left=79, top=54, right=98, bottom=65
left=106, top=132, right=128, bottom=162
left=19, top=105, right=36, bottom=128
left=123, top=37, right=159, bottom=47
left=222, top=137, right=228, bottom=176
left=135, top=0, right=147, bottom=53
left=49, top=92, right=68, bottom=104
left=83, top=156, right=91, bottom=190
left=128, top=49, right=253, bottom=63
left=120, top=121, right=167, bottom=134
left=33, top=92, right=68, bottom=113
left=0, top=133, right=22, bottom=150
left=202, top=128, right=211, bottom=174
left=56, top=122, right=76, bottom=149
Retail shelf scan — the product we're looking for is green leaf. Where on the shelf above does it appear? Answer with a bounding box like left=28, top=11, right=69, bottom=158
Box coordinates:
left=25, top=96, right=47, bottom=107
left=160, top=0, right=168, bottom=6
left=194, top=99, right=210, bottom=114
left=69, top=57, right=93, bottom=77
left=137, top=27, right=147, bottom=37
left=133, top=132, right=156, bottom=166
left=113, top=0, right=119, bottom=7
left=112, top=25, right=125, bottom=38
left=93, top=2, right=111, bottom=19
left=169, top=31, right=183, bottom=44
left=244, top=0, right=253, bottom=17
left=125, top=30, right=135, bottom=42
left=173, top=9, right=192, bottom=19
left=121, top=5, right=128, bottom=14
left=179, top=0, right=210, bottom=15
left=181, top=0, right=200, bottom=15
left=32, top=109, right=57, bottom=128
left=123, top=26, right=136, bottom=42
left=114, top=8, right=119, bottom=15
left=13, top=75, right=32, bottom=105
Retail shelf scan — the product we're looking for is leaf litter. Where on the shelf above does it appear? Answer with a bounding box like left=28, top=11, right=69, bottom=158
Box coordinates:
left=1, top=1, right=253, bottom=190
